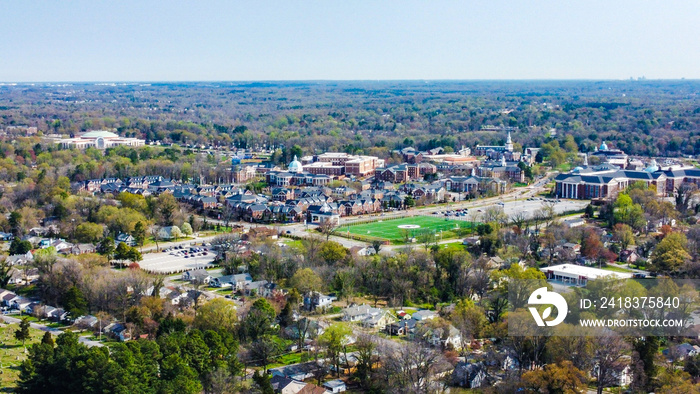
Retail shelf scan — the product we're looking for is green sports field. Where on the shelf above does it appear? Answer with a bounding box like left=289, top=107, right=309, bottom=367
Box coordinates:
left=339, top=215, right=475, bottom=242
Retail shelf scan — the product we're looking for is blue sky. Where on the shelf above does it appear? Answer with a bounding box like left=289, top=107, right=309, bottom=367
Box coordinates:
left=1, top=1, right=698, bottom=81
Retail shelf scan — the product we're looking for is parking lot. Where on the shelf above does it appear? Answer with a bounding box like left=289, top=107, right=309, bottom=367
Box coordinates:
left=431, top=198, right=589, bottom=222
left=139, top=245, right=218, bottom=274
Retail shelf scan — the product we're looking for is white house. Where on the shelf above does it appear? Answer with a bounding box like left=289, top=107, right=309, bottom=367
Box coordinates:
left=157, top=226, right=181, bottom=240
left=323, top=379, right=347, bottom=393
left=411, top=310, right=438, bottom=321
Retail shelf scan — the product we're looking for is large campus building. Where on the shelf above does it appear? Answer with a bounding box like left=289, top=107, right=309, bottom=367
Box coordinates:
left=554, top=158, right=700, bottom=200
left=554, top=163, right=666, bottom=200
left=300, top=152, right=384, bottom=178
left=590, top=141, right=629, bottom=168
left=58, top=130, right=145, bottom=149
left=474, top=132, right=521, bottom=161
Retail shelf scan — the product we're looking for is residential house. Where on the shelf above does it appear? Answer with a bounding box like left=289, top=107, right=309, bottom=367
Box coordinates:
left=181, top=269, right=213, bottom=284
left=342, top=304, right=396, bottom=329
left=284, top=318, right=329, bottom=341
left=664, top=343, right=700, bottom=361
left=593, top=355, right=632, bottom=387
left=423, top=324, right=462, bottom=350
left=322, top=380, right=347, bottom=393
left=362, top=310, right=396, bottom=330
left=452, top=362, right=488, bottom=388
left=105, top=322, right=131, bottom=341
left=270, top=361, right=321, bottom=381
left=6, top=251, right=33, bottom=265
left=386, top=318, right=418, bottom=336
left=563, top=217, right=586, bottom=228
left=298, top=383, right=329, bottom=394
left=74, top=315, right=99, bottom=328
left=71, top=243, right=96, bottom=255
left=304, top=292, right=336, bottom=311
left=211, top=273, right=253, bottom=289
left=619, top=249, right=639, bottom=264
left=270, top=375, right=307, bottom=394
left=411, top=310, right=438, bottom=321
left=1, top=291, right=18, bottom=307
left=157, top=226, right=180, bottom=240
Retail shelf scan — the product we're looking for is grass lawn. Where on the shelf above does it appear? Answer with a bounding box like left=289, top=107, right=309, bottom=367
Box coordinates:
left=440, top=242, right=468, bottom=253
left=601, top=265, right=634, bottom=273
left=283, top=239, right=304, bottom=249
left=339, top=216, right=476, bottom=243
left=0, top=321, right=48, bottom=390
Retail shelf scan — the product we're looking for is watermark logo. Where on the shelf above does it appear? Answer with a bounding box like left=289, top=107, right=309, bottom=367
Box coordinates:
left=528, top=287, right=568, bottom=327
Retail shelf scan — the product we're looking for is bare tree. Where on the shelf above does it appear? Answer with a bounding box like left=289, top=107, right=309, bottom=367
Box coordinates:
left=378, top=341, right=450, bottom=393
left=301, top=236, right=324, bottom=267
left=354, top=334, right=378, bottom=390
left=510, top=210, right=528, bottom=234
left=483, top=206, right=507, bottom=224
left=150, top=225, right=161, bottom=252
left=318, top=220, right=338, bottom=241
left=592, top=335, right=631, bottom=394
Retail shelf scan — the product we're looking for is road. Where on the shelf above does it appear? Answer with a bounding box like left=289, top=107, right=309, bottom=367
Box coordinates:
left=1, top=315, right=103, bottom=347
left=195, top=172, right=586, bottom=251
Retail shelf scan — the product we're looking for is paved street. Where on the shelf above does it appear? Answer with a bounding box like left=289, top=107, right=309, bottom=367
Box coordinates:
left=1, top=315, right=104, bottom=347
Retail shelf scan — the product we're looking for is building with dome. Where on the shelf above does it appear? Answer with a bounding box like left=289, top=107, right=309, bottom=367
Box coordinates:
left=288, top=155, right=304, bottom=173
left=591, top=141, right=628, bottom=168
left=59, top=130, right=145, bottom=149
left=644, top=159, right=659, bottom=173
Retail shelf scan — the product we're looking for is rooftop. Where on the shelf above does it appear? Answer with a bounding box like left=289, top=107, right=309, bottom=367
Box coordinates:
left=81, top=130, right=120, bottom=138
left=541, top=264, right=633, bottom=280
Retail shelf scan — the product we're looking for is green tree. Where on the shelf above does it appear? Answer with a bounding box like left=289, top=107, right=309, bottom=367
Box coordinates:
left=159, top=353, right=203, bottom=394
left=9, top=239, right=33, bottom=255
left=613, top=193, right=646, bottom=231
left=181, top=222, right=193, bottom=236
left=252, top=371, right=275, bottom=394
left=0, top=258, right=13, bottom=288
left=319, top=241, right=347, bottom=265
left=15, top=317, right=31, bottom=349
left=288, top=268, right=323, bottom=293
left=115, top=242, right=131, bottom=264
left=650, top=233, right=690, bottom=274
left=74, top=222, right=104, bottom=243
left=250, top=335, right=282, bottom=372
left=496, top=264, right=547, bottom=309
left=97, top=237, right=115, bottom=260
left=613, top=223, right=635, bottom=251
left=133, top=221, right=147, bottom=247
left=41, top=332, right=54, bottom=347
left=62, top=286, right=88, bottom=317
left=194, top=298, right=238, bottom=332
left=9, top=211, right=22, bottom=236
left=585, top=204, right=595, bottom=218
left=241, top=299, right=277, bottom=342
left=404, top=196, right=415, bottom=208
left=157, top=193, right=179, bottom=226
left=319, top=324, right=352, bottom=377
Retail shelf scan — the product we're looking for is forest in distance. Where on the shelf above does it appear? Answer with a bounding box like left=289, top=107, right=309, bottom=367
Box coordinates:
left=1, top=80, right=699, bottom=160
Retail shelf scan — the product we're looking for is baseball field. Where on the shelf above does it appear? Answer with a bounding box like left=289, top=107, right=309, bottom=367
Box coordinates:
left=338, top=215, right=475, bottom=243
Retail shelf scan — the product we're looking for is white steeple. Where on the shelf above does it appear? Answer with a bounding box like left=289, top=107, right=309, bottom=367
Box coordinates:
left=583, top=154, right=588, bottom=166
left=500, top=155, right=507, bottom=167
left=505, top=132, right=514, bottom=152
